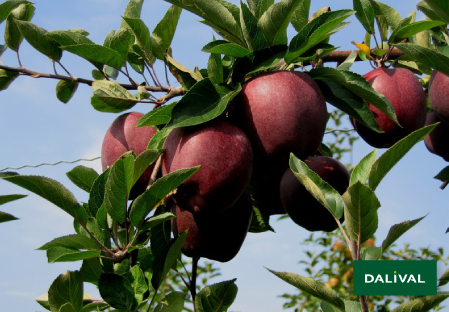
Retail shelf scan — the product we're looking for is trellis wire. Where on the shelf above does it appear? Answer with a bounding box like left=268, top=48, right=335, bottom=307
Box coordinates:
left=0, top=156, right=101, bottom=172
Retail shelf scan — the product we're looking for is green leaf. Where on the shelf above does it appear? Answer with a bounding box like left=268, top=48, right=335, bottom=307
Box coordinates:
left=268, top=269, right=345, bottom=312
left=291, top=0, right=311, bottom=32
left=240, top=2, right=268, bottom=51
left=129, top=167, right=200, bottom=226
left=88, top=169, right=109, bottom=217
left=0, top=0, right=30, bottom=24
left=46, top=29, right=94, bottom=46
left=82, top=301, right=109, bottom=312
left=286, top=10, right=354, bottom=64
left=122, top=17, right=152, bottom=65
left=289, top=154, right=345, bottom=220
left=104, top=153, right=135, bottom=223
left=55, top=80, right=78, bottom=104
left=4, top=3, right=34, bottom=52
left=80, top=258, right=103, bottom=286
left=122, top=0, right=143, bottom=20
left=151, top=5, right=182, bottom=60
left=48, top=271, right=83, bottom=312
left=62, top=44, right=123, bottom=69
left=435, top=166, right=449, bottom=182
left=353, top=0, right=375, bottom=34
left=361, top=246, right=382, bottom=260
left=0, top=173, right=87, bottom=224
left=207, top=53, right=223, bottom=85
left=247, top=0, right=274, bottom=19
left=439, top=269, right=449, bottom=287
left=98, top=273, right=137, bottom=310
left=0, top=193, right=26, bottom=205
left=39, top=234, right=100, bottom=251
left=148, top=128, right=172, bottom=150
left=337, top=50, right=358, bottom=71
left=0, top=68, right=19, bottom=91
left=0, top=211, right=18, bottom=223
left=418, top=0, right=449, bottom=24
left=381, top=215, right=426, bottom=252
left=248, top=204, right=274, bottom=233
left=321, top=301, right=362, bottom=312
left=137, top=102, right=177, bottom=127
left=395, top=20, right=445, bottom=41
left=166, top=54, right=202, bottom=82
left=105, top=27, right=133, bottom=66
left=138, top=212, right=176, bottom=233
left=343, top=182, right=380, bottom=243
left=395, top=43, right=449, bottom=77
left=392, top=292, right=449, bottom=312
left=350, top=150, right=378, bottom=186
left=132, top=149, right=164, bottom=187
left=195, top=279, right=238, bottom=312
left=166, top=79, right=241, bottom=129
left=124, top=266, right=148, bottom=306
left=368, top=124, right=437, bottom=191
left=372, top=1, right=402, bottom=29
left=14, top=20, right=62, bottom=61
left=91, top=80, right=138, bottom=113
left=36, top=294, right=51, bottom=311
left=309, top=67, right=398, bottom=126
left=47, top=247, right=101, bottom=263
left=258, top=0, right=301, bottom=46
left=388, top=16, right=412, bottom=44
left=155, top=292, right=186, bottom=312
left=165, top=0, right=244, bottom=46
left=202, top=40, right=250, bottom=58
left=151, top=231, right=187, bottom=289
left=66, top=166, right=99, bottom=193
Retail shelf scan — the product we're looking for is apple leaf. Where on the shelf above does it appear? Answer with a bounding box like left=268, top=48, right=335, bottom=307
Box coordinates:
left=55, top=80, right=78, bottom=104
left=361, top=246, right=382, bottom=260
left=0, top=193, right=26, bottom=205
left=4, top=3, right=34, bottom=52
left=137, top=103, right=177, bottom=127
left=82, top=301, right=109, bottom=312
left=147, top=128, right=171, bottom=150
left=38, top=234, right=100, bottom=251
left=124, top=266, right=148, bottom=307
left=353, top=0, right=375, bottom=34
left=434, top=166, right=449, bottom=182
left=394, top=20, right=445, bottom=41
left=122, top=0, right=143, bottom=20
left=337, top=50, right=358, bottom=71
left=132, top=149, right=163, bottom=187
left=66, top=165, right=99, bottom=193
left=313, top=78, right=382, bottom=133
left=343, top=182, right=380, bottom=244
left=258, top=0, right=301, bottom=46
left=48, top=271, right=83, bottom=312
left=321, top=301, right=362, bottom=312
left=91, top=80, right=138, bottom=113
left=99, top=273, right=137, bottom=310
left=122, top=17, right=152, bottom=65
left=166, top=54, right=202, bottom=82
left=0, top=69, right=19, bottom=91
left=0, top=0, right=30, bottom=24
left=138, top=212, right=176, bottom=233
left=392, top=292, right=449, bottom=312
left=14, top=20, right=62, bottom=61
left=165, top=79, right=241, bottom=130
left=290, top=0, right=311, bottom=32
left=88, top=169, right=110, bottom=217
left=0, top=211, right=18, bottom=223
left=368, top=124, right=437, bottom=191
left=309, top=67, right=398, bottom=127
left=151, top=231, right=187, bottom=290
left=129, top=166, right=200, bottom=227
left=268, top=269, right=345, bottom=312
left=371, top=1, right=402, bottom=29
left=165, top=0, right=244, bottom=46
left=240, top=2, right=268, bottom=51
left=208, top=53, right=224, bottom=85
left=439, top=269, right=449, bottom=287
left=417, top=0, right=449, bottom=24
left=289, top=154, right=345, bottom=220
left=104, top=27, right=133, bottom=66
left=247, top=0, right=274, bottom=19
left=154, top=292, right=186, bottom=312
left=202, top=40, right=250, bottom=58
left=151, top=5, right=182, bottom=60
left=46, top=29, right=94, bottom=46
left=350, top=150, right=378, bottom=186
left=381, top=215, right=426, bottom=253
left=47, top=247, right=101, bottom=263
left=80, top=259, right=102, bottom=287
left=286, top=10, right=354, bottom=64
left=61, top=43, right=124, bottom=69
left=0, top=173, right=87, bottom=224
left=195, top=279, right=238, bottom=312
left=395, top=43, right=449, bottom=77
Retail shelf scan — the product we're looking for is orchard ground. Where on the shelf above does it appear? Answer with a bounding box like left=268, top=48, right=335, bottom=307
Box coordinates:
left=0, top=0, right=448, bottom=311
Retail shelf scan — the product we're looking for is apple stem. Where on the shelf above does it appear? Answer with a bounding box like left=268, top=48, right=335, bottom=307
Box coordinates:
left=440, top=181, right=448, bottom=190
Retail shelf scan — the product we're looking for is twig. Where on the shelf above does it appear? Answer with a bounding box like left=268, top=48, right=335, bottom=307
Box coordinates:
left=191, top=257, right=200, bottom=309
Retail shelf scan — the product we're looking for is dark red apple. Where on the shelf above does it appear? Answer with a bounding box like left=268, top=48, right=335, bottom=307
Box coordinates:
left=162, top=120, right=253, bottom=215
left=232, top=70, right=327, bottom=177
left=424, top=111, right=449, bottom=161
left=172, top=190, right=253, bottom=262
left=429, top=71, right=449, bottom=125
left=250, top=173, right=286, bottom=216
left=280, top=156, right=349, bottom=232
left=101, top=112, right=157, bottom=199
left=351, top=68, right=427, bottom=148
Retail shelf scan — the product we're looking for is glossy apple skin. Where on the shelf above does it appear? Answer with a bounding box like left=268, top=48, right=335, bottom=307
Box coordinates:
left=429, top=71, right=449, bottom=125
left=162, top=120, right=253, bottom=215
left=101, top=112, right=157, bottom=199
left=232, top=70, right=327, bottom=177
left=172, top=191, right=253, bottom=262
left=424, top=111, right=449, bottom=161
left=280, top=156, right=349, bottom=232
left=352, top=68, right=427, bottom=148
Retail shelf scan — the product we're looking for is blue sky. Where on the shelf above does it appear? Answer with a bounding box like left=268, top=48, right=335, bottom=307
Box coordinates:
left=1, top=1, right=448, bottom=311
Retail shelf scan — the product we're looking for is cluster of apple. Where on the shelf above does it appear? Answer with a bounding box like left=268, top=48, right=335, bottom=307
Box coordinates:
left=100, top=70, right=352, bottom=262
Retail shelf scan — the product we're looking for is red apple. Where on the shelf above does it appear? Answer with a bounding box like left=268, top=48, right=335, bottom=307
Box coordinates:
left=101, top=112, right=157, bottom=199
left=351, top=68, right=427, bottom=148
left=162, top=119, right=253, bottom=215
left=429, top=71, right=449, bottom=125
left=424, top=111, right=449, bottom=161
